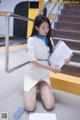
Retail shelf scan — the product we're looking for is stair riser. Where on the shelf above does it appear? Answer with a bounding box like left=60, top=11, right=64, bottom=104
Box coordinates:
left=58, top=15, right=80, bottom=23
left=71, top=53, right=80, bottom=62
left=64, top=4, right=80, bottom=9
left=53, top=40, right=80, bottom=62
left=61, top=9, right=80, bottom=16
left=54, top=22, right=80, bottom=31
left=53, top=39, right=80, bottom=50
left=63, top=0, right=80, bottom=2
left=53, top=1, right=80, bottom=77
left=53, top=30, right=80, bottom=40
left=62, top=66, right=80, bottom=77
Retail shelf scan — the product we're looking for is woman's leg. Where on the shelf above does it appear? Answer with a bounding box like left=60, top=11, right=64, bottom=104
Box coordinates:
left=24, top=86, right=36, bottom=112
left=38, top=81, right=55, bottom=110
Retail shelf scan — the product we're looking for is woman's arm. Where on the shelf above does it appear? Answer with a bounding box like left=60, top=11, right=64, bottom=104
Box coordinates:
left=64, top=59, right=70, bottom=65
left=32, top=60, right=61, bottom=73
left=27, top=38, right=61, bottom=73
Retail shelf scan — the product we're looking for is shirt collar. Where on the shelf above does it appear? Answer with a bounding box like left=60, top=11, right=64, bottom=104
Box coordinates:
left=35, top=34, right=48, bottom=46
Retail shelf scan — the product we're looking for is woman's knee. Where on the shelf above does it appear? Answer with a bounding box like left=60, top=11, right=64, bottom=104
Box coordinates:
left=25, top=103, right=36, bottom=112
left=44, top=101, right=55, bottom=110
left=43, top=95, right=55, bottom=110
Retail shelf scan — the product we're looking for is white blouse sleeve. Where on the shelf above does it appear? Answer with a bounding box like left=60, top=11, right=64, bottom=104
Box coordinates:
left=27, top=37, right=36, bottom=62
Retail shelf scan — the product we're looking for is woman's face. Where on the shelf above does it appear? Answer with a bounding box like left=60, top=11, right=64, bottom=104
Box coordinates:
left=36, top=22, right=49, bottom=36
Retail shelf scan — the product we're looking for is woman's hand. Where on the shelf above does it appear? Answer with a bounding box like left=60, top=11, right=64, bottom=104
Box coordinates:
left=64, top=59, right=70, bottom=65
left=48, top=66, right=61, bottom=73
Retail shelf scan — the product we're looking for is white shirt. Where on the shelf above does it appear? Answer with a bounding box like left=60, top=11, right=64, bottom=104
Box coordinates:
left=24, top=36, right=51, bottom=92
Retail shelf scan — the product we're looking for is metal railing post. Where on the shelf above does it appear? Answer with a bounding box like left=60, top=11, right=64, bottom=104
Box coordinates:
left=5, top=15, right=9, bottom=73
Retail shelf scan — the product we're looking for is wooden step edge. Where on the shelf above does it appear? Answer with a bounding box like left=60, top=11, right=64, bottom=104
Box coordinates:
left=55, top=21, right=80, bottom=25
left=54, top=28, right=80, bottom=34
left=0, top=35, right=5, bottom=38
left=0, top=44, right=26, bottom=53
left=0, top=35, right=13, bottom=38
left=49, top=1, right=80, bottom=4
left=62, top=8, right=80, bottom=11
left=52, top=37, right=80, bottom=43
left=49, top=14, right=80, bottom=21
left=59, top=14, right=80, bottom=18
left=49, top=72, right=80, bottom=95
left=68, top=61, right=80, bottom=68
left=73, top=50, right=80, bottom=54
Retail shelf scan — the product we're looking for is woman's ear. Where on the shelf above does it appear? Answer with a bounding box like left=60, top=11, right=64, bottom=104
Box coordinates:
left=35, top=26, right=39, bottom=31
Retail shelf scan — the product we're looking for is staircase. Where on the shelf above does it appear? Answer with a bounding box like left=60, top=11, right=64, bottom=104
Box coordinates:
left=52, top=0, right=80, bottom=77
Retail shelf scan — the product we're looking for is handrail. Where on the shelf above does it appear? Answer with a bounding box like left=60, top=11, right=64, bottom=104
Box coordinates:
left=0, top=0, right=53, bottom=73
left=50, top=0, right=63, bottom=24
left=0, top=11, right=34, bottom=73
left=0, top=11, right=34, bottom=21
left=10, top=13, right=34, bottom=22
left=48, top=1, right=58, bottom=17
left=0, top=0, right=64, bottom=73
left=0, top=11, right=11, bottom=16
left=4, top=12, right=34, bottom=73
left=38, top=0, right=51, bottom=15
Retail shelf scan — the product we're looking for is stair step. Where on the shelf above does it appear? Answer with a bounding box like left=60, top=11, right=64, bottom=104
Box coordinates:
left=73, top=50, right=80, bottom=54
left=64, top=4, right=80, bottom=9
left=53, top=29, right=80, bottom=40
left=64, top=0, right=80, bottom=1
left=54, top=22, right=80, bottom=31
left=62, top=63, right=80, bottom=77
left=50, top=1, right=80, bottom=85
left=68, top=61, right=80, bottom=68
left=61, top=9, right=80, bottom=16
left=52, top=39, right=80, bottom=62
left=58, top=15, right=80, bottom=23
left=52, top=38, right=80, bottom=51
left=71, top=53, right=80, bottom=62
left=52, top=37, right=80, bottom=43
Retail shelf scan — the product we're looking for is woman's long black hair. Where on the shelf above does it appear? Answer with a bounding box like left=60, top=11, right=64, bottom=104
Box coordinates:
left=30, top=15, right=53, bottom=54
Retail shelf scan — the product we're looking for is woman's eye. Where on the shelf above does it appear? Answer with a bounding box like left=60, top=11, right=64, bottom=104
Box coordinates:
left=42, top=27, right=49, bottom=30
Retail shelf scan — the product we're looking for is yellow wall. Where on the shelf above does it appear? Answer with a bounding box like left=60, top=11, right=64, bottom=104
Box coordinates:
left=39, top=0, right=44, bottom=12
left=27, top=0, right=45, bottom=37
left=27, top=9, right=39, bottom=37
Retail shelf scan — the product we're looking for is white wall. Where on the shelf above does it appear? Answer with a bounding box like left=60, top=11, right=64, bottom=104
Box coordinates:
left=0, top=0, right=36, bottom=36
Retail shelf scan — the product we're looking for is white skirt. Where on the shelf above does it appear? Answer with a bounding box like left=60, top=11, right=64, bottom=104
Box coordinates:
left=24, top=61, right=51, bottom=92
